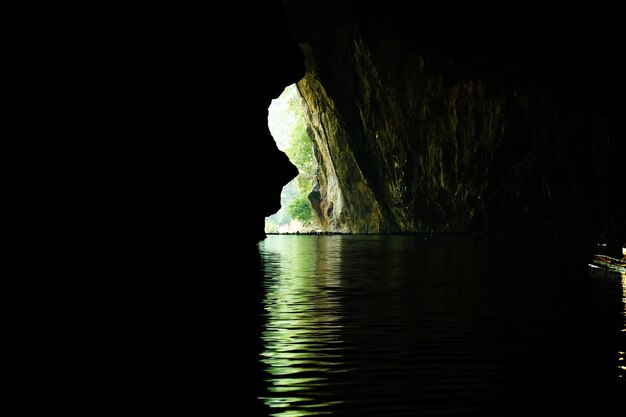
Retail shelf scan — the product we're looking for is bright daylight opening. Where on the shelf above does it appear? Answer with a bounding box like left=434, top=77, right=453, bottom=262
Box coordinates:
left=266, top=84, right=319, bottom=234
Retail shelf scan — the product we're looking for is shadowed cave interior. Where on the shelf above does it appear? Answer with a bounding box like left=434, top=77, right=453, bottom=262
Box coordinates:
left=36, top=1, right=621, bottom=415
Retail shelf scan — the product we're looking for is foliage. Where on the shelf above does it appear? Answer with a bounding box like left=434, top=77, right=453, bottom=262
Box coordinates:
left=287, top=194, right=314, bottom=223
left=286, top=124, right=310, bottom=170
left=285, top=94, right=316, bottom=195
left=264, top=222, right=279, bottom=233
left=265, top=180, right=298, bottom=226
left=265, top=84, right=318, bottom=232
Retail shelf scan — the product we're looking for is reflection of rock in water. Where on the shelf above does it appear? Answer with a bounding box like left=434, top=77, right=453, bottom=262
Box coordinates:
left=259, top=235, right=625, bottom=415
left=588, top=267, right=626, bottom=390
left=619, top=273, right=625, bottom=384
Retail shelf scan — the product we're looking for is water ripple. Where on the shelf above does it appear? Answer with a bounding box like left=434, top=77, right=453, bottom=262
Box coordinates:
left=258, top=235, right=624, bottom=416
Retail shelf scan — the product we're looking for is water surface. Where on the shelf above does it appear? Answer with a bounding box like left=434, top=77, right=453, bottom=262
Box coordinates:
left=258, top=235, right=624, bottom=416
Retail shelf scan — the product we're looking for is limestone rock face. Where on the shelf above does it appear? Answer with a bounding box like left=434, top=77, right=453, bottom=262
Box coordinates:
left=286, top=0, right=619, bottom=245
left=298, top=47, right=392, bottom=233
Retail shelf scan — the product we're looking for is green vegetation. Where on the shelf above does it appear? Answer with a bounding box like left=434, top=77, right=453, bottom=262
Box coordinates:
left=287, top=194, right=314, bottom=223
left=265, top=85, right=318, bottom=233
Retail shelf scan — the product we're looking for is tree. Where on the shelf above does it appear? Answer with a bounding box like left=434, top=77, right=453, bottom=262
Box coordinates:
left=287, top=194, right=314, bottom=223
left=265, top=84, right=318, bottom=232
left=286, top=123, right=316, bottom=192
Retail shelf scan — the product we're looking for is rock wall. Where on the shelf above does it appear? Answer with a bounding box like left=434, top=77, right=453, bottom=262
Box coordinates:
left=286, top=0, right=620, bottom=246
left=32, top=2, right=305, bottom=416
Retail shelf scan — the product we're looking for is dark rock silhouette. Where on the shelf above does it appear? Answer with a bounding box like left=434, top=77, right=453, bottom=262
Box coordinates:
left=32, top=2, right=304, bottom=415
left=24, top=1, right=618, bottom=416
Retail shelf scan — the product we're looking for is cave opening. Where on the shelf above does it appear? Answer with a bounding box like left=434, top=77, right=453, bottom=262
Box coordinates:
left=265, top=84, right=320, bottom=234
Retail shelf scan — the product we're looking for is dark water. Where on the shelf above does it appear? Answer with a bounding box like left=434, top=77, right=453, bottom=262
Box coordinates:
left=257, top=235, right=624, bottom=416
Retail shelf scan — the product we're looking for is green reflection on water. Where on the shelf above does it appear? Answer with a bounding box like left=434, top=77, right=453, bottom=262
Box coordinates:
left=259, top=236, right=346, bottom=416
left=619, top=273, right=625, bottom=381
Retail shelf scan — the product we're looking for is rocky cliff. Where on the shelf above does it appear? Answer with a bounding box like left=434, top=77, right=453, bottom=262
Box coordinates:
left=286, top=0, right=619, bottom=247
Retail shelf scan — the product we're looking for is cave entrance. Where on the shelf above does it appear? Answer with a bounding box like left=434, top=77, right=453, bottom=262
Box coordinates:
left=265, top=84, right=319, bottom=234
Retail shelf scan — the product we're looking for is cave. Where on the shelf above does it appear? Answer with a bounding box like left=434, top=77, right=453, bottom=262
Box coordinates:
left=281, top=0, right=618, bottom=245
left=36, top=1, right=621, bottom=415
